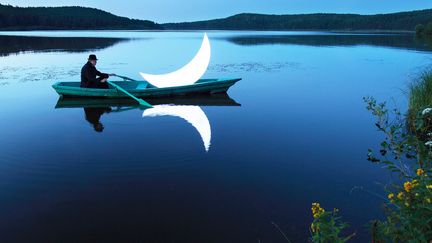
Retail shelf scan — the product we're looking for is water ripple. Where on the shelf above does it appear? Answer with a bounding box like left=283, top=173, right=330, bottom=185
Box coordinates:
left=208, top=61, right=303, bottom=73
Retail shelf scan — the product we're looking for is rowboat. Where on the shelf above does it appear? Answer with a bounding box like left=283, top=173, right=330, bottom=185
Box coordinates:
left=52, top=78, right=241, bottom=98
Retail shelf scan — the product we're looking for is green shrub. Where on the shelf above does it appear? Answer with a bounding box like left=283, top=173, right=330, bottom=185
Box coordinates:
left=310, top=203, right=355, bottom=243
left=311, top=97, right=432, bottom=242
left=408, top=70, right=432, bottom=130
left=361, top=98, right=432, bottom=241
left=373, top=169, right=432, bottom=242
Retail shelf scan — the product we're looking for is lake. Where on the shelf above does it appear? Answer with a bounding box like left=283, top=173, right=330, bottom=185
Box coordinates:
left=0, top=31, right=431, bottom=242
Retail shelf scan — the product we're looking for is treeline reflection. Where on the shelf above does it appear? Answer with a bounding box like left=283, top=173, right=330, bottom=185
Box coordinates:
left=225, top=34, right=432, bottom=51
left=0, top=35, right=128, bottom=57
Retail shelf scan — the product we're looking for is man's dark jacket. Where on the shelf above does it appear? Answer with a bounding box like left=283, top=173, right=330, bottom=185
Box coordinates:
left=80, top=62, right=109, bottom=88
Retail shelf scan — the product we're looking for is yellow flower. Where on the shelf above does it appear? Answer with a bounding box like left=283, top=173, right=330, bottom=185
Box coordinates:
left=388, top=193, right=394, bottom=200
left=397, top=192, right=404, bottom=200
left=417, top=168, right=425, bottom=176
left=311, top=203, right=325, bottom=218
left=427, top=185, right=432, bottom=190
left=412, top=179, right=419, bottom=187
left=404, top=181, right=413, bottom=192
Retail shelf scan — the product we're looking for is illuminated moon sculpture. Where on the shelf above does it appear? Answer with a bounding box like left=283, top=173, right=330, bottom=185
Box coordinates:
left=142, top=105, right=211, bottom=151
left=139, top=33, right=211, bottom=88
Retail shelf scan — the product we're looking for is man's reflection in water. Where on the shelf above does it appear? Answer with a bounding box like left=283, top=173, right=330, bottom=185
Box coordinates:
left=84, top=107, right=112, bottom=132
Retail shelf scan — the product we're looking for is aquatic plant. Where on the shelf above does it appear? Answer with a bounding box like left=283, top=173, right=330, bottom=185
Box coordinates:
left=310, top=203, right=355, bottom=243
left=366, top=100, right=432, bottom=242
left=362, top=98, right=432, bottom=241
left=364, top=97, right=418, bottom=176
left=372, top=171, right=432, bottom=242
left=311, top=97, right=432, bottom=242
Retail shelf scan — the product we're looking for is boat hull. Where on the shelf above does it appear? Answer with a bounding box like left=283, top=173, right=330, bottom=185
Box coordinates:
left=52, top=78, right=241, bottom=98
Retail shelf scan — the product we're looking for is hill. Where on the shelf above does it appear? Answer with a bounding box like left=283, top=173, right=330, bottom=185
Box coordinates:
left=163, top=9, right=432, bottom=31
left=1, top=4, right=432, bottom=31
left=0, top=4, right=162, bottom=30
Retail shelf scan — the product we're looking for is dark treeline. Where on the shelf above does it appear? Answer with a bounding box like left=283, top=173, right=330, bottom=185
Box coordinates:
left=1, top=4, right=432, bottom=31
left=0, top=4, right=162, bottom=30
left=163, top=9, right=432, bottom=31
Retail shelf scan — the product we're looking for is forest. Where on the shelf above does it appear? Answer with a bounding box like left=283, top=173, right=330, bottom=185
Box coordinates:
left=163, top=9, right=432, bottom=31
left=0, top=4, right=162, bottom=30
left=1, top=4, right=432, bottom=31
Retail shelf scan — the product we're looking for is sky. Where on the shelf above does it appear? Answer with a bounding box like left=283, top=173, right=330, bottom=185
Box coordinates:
left=3, top=0, right=432, bottom=23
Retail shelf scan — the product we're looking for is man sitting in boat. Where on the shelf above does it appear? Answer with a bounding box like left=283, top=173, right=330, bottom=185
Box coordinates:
left=81, top=54, right=115, bottom=89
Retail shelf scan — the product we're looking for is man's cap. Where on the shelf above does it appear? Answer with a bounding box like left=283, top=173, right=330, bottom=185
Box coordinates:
left=88, top=54, right=98, bottom=60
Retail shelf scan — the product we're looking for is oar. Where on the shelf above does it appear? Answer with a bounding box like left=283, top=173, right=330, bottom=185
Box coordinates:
left=113, top=74, right=138, bottom=82
left=106, top=81, right=153, bottom=108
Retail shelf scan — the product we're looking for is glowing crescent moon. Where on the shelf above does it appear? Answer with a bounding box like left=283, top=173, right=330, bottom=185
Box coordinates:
left=139, top=33, right=211, bottom=88
left=142, top=105, right=211, bottom=151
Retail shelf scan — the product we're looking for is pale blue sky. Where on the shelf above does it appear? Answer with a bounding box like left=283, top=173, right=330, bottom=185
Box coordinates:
left=3, top=0, right=432, bottom=23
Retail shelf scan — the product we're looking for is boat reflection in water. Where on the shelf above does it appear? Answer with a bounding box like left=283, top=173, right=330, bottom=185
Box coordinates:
left=55, top=94, right=240, bottom=151
left=84, top=107, right=112, bottom=132
left=143, top=105, right=211, bottom=151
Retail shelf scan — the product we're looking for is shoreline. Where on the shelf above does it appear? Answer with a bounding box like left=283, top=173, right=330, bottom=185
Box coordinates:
left=0, top=29, right=415, bottom=34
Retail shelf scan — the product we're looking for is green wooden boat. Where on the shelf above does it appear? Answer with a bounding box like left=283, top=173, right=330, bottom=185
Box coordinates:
left=52, top=78, right=241, bottom=98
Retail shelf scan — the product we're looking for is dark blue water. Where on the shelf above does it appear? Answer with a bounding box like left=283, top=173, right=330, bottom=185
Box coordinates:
left=0, top=31, right=431, bottom=242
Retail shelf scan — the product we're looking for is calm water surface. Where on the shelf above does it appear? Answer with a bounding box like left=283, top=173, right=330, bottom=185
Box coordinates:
left=0, top=31, right=431, bottom=242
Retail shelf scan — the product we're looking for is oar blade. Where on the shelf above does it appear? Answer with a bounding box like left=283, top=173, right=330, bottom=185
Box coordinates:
left=107, top=80, right=152, bottom=108
left=139, top=99, right=153, bottom=108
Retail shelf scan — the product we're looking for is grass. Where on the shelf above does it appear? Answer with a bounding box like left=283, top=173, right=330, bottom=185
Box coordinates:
left=408, top=70, right=432, bottom=128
